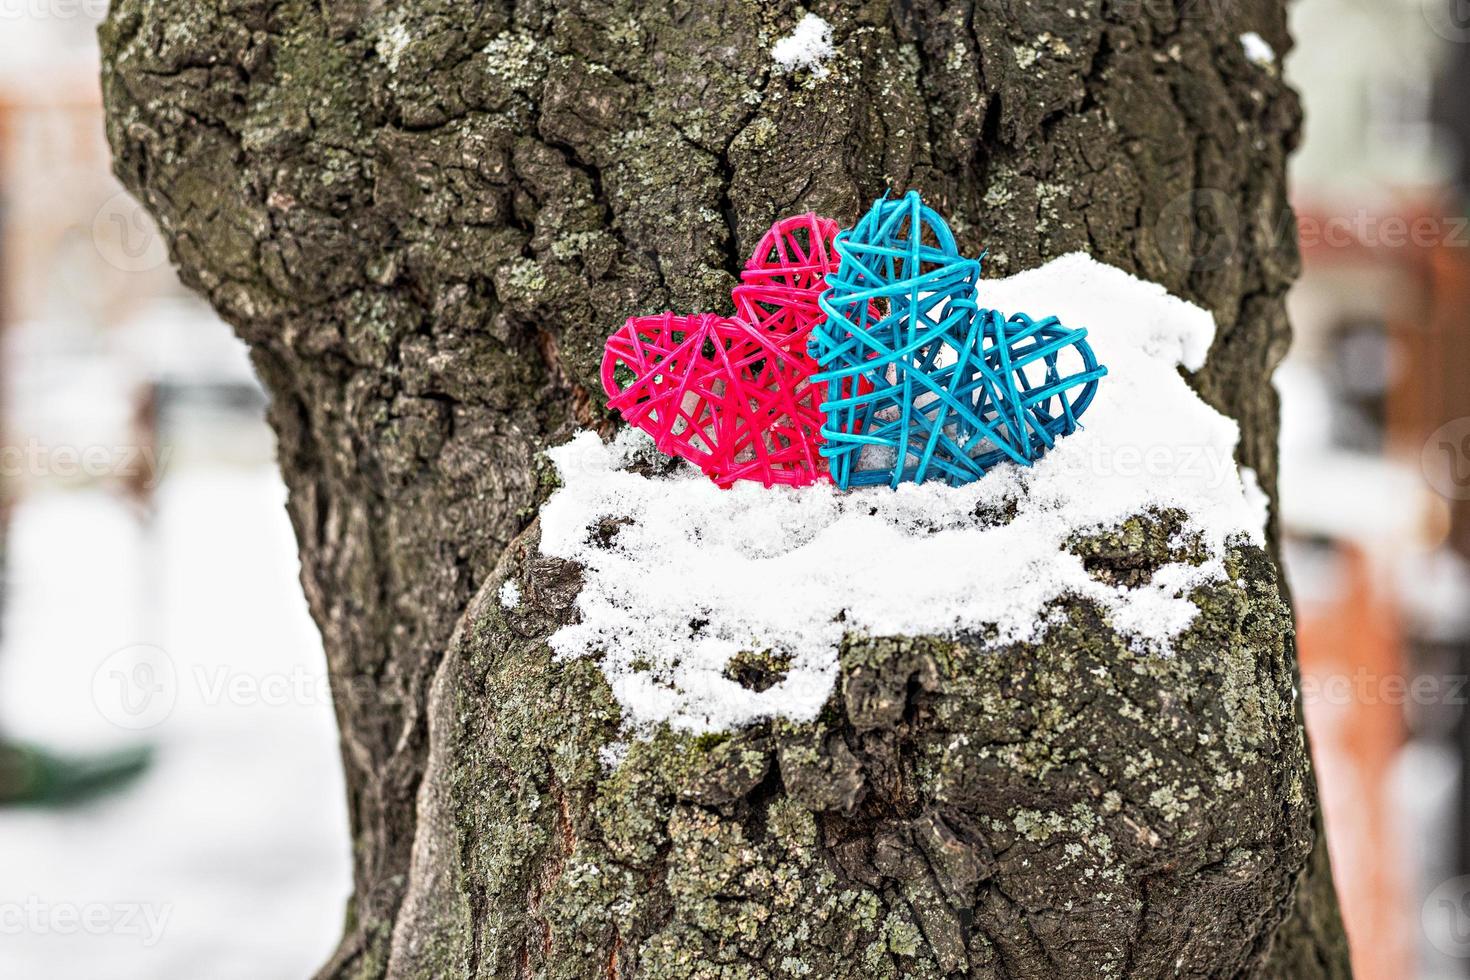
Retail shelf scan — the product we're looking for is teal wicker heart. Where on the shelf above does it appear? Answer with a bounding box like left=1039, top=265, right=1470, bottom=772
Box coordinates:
left=809, top=192, right=1107, bottom=489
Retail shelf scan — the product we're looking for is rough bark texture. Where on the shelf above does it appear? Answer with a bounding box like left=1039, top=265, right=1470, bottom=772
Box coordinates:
left=384, top=515, right=1305, bottom=979
left=97, top=0, right=1351, bottom=976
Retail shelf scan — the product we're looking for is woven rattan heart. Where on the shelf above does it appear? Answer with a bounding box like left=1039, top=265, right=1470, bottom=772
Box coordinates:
left=601, top=214, right=840, bottom=488
left=810, top=193, right=1107, bottom=489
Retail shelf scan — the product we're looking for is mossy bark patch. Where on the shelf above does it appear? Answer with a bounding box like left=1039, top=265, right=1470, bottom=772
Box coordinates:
left=386, top=519, right=1311, bottom=978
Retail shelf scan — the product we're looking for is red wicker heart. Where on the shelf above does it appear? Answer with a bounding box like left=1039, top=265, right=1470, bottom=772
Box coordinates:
left=601, top=214, right=840, bottom=488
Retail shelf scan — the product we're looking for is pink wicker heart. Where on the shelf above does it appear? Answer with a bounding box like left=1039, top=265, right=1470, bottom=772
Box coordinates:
left=601, top=214, right=840, bottom=488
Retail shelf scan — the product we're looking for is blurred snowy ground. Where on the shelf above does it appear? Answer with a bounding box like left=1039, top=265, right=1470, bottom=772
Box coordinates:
left=0, top=305, right=351, bottom=980
left=0, top=10, right=352, bottom=975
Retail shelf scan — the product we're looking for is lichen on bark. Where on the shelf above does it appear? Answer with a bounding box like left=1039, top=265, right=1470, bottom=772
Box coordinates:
left=387, top=517, right=1311, bottom=979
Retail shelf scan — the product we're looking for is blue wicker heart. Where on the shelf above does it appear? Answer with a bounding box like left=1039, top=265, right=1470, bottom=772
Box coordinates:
left=809, top=192, right=1107, bottom=489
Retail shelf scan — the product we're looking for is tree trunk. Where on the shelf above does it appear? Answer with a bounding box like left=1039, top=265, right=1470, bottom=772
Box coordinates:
left=98, top=0, right=1352, bottom=976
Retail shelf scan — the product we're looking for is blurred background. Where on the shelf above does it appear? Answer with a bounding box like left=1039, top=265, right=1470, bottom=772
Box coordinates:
left=0, top=1, right=1468, bottom=978
left=0, top=5, right=351, bottom=980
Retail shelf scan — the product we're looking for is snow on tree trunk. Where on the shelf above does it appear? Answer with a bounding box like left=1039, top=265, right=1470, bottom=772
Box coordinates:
left=98, top=0, right=1351, bottom=976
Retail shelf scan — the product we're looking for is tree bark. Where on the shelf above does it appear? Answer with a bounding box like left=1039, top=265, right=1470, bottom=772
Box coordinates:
left=98, top=0, right=1352, bottom=976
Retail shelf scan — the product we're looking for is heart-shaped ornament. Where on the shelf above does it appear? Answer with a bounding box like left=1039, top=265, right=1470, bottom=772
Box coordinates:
left=601, top=214, right=841, bottom=488
left=810, top=192, right=1107, bottom=489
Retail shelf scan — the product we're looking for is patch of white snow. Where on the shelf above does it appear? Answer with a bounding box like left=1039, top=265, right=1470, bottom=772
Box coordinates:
left=1238, top=466, right=1271, bottom=541
left=1240, top=32, right=1276, bottom=67
left=539, top=253, right=1264, bottom=736
left=772, top=14, right=836, bottom=78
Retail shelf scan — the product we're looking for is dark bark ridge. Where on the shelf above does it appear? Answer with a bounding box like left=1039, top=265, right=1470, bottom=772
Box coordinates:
left=97, top=0, right=1349, bottom=975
